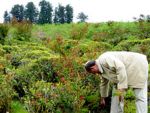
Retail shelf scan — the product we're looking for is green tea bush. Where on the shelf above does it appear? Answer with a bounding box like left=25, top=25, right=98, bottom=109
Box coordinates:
left=3, top=45, right=21, bottom=54
left=13, top=21, right=32, bottom=41
left=0, top=55, right=12, bottom=75
left=87, top=22, right=132, bottom=46
left=0, top=24, right=9, bottom=45
left=136, top=21, right=150, bottom=39
left=27, top=57, right=58, bottom=82
left=70, top=40, right=112, bottom=63
left=0, top=46, right=6, bottom=57
left=0, top=74, right=15, bottom=113
left=70, top=23, right=89, bottom=40
left=14, top=56, right=59, bottom=91
left=114, top=38, right=150, bottom=61
left=24, top=75, right=99, bottom=113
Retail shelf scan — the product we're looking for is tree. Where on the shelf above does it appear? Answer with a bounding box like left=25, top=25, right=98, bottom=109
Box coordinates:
left=38, top=0, right=53, bottom=24
left=53, top=7, right=59, bottom=24
left=133, top=14, right=150, bottom=22
left=24, top=2, right=38, bottom=23
left=146, top=15, right=150, bottom=22
left=57, top=4, right=65, bottom=24
left=3, top=11, right=10, bottom=23
left=77, top=12, right=88, bottom=22
left=10, top=4, right=24, bottom=22
left=65, top=4, right=73, bottom=23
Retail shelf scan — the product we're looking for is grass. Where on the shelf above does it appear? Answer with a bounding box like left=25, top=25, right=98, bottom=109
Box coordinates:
left=11, top=101, right=28, bottom=113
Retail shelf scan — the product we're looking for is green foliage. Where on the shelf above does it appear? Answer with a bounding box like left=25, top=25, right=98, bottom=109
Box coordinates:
left=77, top=12, right=88, bottom=22
left=38, top=0, right=53, bottom=24
left=124, top=88, right=136, bottom=100
left=57, top=4, right=65, bottom=24
left=124, top=100, right=136, bottom=113
left=70, top=23, right=89, bottom=40
left=53, top=7, right=59, bottom=24
left=14, top=51, right=58, bottom=86
left=3, top=11, right=10, bottom=23
left=114, top=38, right=150, bottom=61
left=0, top=22, right=149, bottom=113
left=0, top=24, right=9, bottom=45
left=13, top=20, right=32, bottom=41
left=134, top=14, right=150, bottom=23
left=136, top=21, right=150, bottom=39
left=65, top=5, right=73, bottom=23
left=23, top=78, right=91, bottom=113
left=0, top=74, right=15, bottom=113
left=53, top=4, right=73, bottom=24
left=24, top=2, right=39, bottom=23
left=0, top=48, right=5, bottom=57
left=11, top=101, right=28, bottom=113
left=10, top=4, right=24, bottom=22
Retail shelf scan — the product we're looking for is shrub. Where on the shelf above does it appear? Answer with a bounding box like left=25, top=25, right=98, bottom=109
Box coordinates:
left=0, top=54, right=12, bottom=75
left=70, top=23, right=89, bottom=40
left=136, top=21, right=150, bottom=39
left=3, top=45, right=21, bottom=54
left=114, top=39, right=150, bottom=61
left=0, top=74, right=15, bottom=113
left=0, top=24, right=9, bottom=45
left=24, top=77, right=95, bottom=113
left=15, top=56, right=59, bottom=89
left=13, top=21, right=32, bottom=41
left=0, top=46, right=6, bottom=57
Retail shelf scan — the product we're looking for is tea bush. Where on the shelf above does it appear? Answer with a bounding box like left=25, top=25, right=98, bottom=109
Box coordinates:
left=113, top=38, right=150, bottom=61
left=13, top=21, right=32, bottom=41
left=23, top=74, right=101, bottom=113
left=70, top=23, right=89, bottom=40
left=0, top=24, right=9, bottom=45
left=0, top=46, right=6, bottom=57
left=0, top=22, right=149, bottom=113
left=136, top=21, right=150, bottom=39
left=0, top=74, right=15, bottom=113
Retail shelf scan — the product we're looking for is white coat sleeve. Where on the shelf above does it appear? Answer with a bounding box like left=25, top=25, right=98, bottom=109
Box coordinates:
left=100, top=76, right=110, bottom=97
left=104, top=56, right=128, bottom=89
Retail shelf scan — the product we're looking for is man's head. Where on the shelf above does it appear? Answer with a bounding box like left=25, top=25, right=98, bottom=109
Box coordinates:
left=85, top=60, right=100, bottom=74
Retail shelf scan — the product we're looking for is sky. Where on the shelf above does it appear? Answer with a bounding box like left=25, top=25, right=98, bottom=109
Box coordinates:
left=0, top=0, right=150, bottom=23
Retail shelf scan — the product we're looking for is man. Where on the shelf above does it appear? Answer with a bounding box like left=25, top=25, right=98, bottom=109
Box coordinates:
left=85, top=51, right=148, bottom=113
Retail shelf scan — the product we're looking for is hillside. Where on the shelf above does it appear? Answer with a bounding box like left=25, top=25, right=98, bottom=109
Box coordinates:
left=0, top=21, right=150, bottom=113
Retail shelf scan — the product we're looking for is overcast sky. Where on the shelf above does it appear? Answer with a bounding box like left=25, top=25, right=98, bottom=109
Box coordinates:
left=0, top=0, right=150, bottom=23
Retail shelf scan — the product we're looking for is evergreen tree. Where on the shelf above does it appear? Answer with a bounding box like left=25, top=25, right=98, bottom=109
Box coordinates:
left=38, top=0, right=53, bottom=24
left=57, top=4, right=65, bottom=24
left=10, top=4, right=24, bottom=22
left=146, top=15, right=150, bottom=22
left=77, top=12, right=88, bottom=22
left=53, top=7, right=59, bottom=24
left=3, top=11, right=10, bottom=23
left=65, top=4, right=73, bottom=23
left=24, top=2, right=38, bottom=23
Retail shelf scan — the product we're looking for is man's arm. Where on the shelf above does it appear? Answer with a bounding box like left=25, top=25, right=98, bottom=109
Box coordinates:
left=99, top=77, right=109, bottom=106
left=104, top=56, right=128, bottom=90
left=100, top=77, right=110, bottom=97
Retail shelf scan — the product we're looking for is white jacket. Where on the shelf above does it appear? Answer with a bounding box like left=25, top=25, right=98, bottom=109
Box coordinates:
left=95, top=51, right=148, bottom=97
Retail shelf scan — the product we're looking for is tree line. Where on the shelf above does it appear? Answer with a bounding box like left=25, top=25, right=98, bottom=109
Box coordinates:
left=3, top=0, right=88, bottom=24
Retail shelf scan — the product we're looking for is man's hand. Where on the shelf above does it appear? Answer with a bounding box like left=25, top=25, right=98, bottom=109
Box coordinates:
left=100, top=97, right=106, bottom=107
left=119, top=95, right=124, bottom=102
left=117, top=89, right=125, bottom=102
